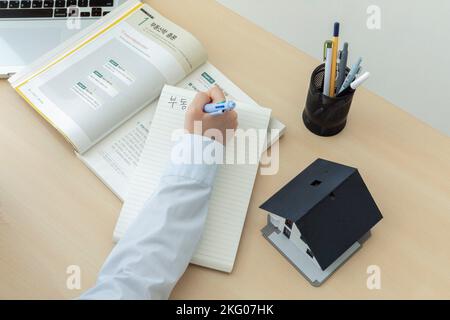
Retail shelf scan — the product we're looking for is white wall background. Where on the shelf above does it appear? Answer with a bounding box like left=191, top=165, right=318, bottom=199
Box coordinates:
left=217, top=0, right=450, bottom=136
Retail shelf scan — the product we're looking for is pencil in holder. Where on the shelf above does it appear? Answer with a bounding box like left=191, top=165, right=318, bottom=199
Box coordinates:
left=302, top=63, right=355, bottom=137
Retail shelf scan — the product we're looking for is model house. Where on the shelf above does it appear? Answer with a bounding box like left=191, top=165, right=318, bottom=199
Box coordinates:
left=260, top=158, right=383, bottom=286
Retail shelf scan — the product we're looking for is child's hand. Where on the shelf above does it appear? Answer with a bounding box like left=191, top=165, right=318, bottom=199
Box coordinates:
left=185, top=86, right=238, bottom=145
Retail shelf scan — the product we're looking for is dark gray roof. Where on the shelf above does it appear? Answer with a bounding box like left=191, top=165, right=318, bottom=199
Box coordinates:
left=260, top=158, right=383, bottom=270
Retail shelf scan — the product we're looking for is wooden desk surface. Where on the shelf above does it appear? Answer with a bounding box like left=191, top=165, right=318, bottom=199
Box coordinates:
left=1, top=0, right=449, bottom=299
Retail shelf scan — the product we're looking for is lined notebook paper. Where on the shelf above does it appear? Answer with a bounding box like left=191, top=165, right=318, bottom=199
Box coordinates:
left=114, top=85, right=271, bottom=272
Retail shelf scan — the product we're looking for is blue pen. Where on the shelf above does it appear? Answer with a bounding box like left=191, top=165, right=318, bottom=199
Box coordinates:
left=338, top=57, right=362, bottom=94
left=203, top=100, right=236, bottom=116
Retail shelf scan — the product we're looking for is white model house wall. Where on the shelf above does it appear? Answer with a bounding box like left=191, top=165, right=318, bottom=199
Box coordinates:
left=269, top=214, right=322, bottom=269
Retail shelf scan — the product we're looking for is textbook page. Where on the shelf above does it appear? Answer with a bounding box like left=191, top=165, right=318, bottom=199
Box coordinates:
left=9, top=1, right=206, bottom=153
left=115, top=85, right=271, bottom=272
left=79, top=62, right=285, bottom=200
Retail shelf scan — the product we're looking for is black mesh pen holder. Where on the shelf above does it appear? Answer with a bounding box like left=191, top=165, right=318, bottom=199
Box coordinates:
left=302, top=63, right=355, bottom=137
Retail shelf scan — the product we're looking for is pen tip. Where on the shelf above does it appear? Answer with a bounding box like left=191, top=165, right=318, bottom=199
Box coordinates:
left=333, top=22, right=340, bottom=36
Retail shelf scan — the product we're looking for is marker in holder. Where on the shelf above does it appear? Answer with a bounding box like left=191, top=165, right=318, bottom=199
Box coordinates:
left=302, top=63, right=355, bottom=137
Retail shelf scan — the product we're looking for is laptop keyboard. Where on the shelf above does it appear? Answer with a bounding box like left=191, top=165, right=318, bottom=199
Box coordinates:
left=0, top=0, right=113, bottom=18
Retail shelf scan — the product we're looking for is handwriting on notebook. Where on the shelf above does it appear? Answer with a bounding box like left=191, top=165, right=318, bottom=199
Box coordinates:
left=167, top=95, right=189, bottom=111
left=114, top=85, right=272, bottom=272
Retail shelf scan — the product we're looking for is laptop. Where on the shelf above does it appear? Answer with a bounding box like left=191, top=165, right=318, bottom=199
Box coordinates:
left=0, top=0, right=125, bottom=77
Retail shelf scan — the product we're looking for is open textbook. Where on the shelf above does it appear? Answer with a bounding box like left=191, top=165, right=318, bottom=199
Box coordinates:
left=9, top=0, right=285, bottom=200
left=116, top=85, right=272, bottom=272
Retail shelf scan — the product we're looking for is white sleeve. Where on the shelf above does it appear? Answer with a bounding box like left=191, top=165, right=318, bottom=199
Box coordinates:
left=80, top=134, right=222, bottom=300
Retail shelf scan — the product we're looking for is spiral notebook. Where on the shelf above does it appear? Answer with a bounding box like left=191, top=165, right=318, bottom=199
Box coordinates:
left=114, top=85, right=272, bottom=272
